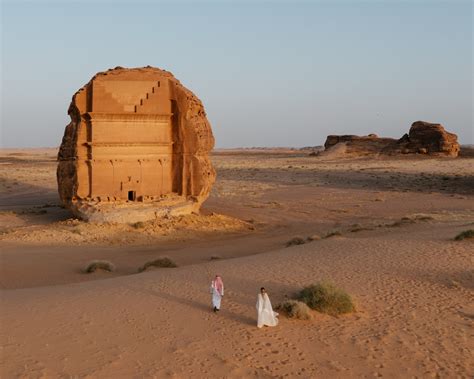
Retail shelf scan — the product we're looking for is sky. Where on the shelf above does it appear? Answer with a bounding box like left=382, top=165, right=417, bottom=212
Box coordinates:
left=1, top=0, right=472, bottom=148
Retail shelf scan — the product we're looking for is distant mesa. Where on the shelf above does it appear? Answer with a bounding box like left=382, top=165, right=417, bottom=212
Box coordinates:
left=323, top=121, right=460, bottom=157
left=57, top=66, right=215, bottom=222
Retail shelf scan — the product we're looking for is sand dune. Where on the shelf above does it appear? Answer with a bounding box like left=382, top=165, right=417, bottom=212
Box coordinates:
left=1, top=148, right=473, bottom=377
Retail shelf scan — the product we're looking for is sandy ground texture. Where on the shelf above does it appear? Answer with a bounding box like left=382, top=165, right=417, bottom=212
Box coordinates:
left=1, top=147, right=473, bottom=378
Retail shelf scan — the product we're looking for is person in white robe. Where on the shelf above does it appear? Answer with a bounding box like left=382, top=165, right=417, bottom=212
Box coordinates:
left=256, top=287, right=279, bottom=328
left=210, top=275, right=224, bottom=312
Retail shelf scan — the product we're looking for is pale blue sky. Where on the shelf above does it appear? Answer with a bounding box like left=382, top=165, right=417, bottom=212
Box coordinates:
left=1, top=0, right=472, bottom=148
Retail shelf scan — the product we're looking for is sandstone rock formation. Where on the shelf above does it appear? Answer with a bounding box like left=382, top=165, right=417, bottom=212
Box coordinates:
left=323, top=121, right=460, bottom=157
left=396, top=121, right=460, bottom=156
left=324, top=135, right=397, bottom=155
left=57, top=66, right=215, bottom=222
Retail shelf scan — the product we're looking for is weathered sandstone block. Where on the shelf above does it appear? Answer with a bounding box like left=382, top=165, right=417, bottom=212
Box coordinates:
left=396, top=121, right=460, bottom=156
left=323, top=121, right=460, bottom=157
left=57, top=66, right=215, bottom=222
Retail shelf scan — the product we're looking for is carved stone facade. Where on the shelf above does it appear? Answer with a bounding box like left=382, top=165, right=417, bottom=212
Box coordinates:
left=57, top=66, right=215, bottom=222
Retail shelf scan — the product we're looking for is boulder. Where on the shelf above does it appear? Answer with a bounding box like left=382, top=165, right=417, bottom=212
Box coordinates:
left=396, top=121, right=460, bottom=156
left=57, top=66, right=215, bottom=222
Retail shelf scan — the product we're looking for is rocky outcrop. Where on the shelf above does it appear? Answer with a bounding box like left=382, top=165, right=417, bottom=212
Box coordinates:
left=324, top=135, right=397, bottom=155
left=396, top=121, right=460, bottom=156
left=323, top=121, right=460, bottom=157
left=57, top=66, right=215, bottom=222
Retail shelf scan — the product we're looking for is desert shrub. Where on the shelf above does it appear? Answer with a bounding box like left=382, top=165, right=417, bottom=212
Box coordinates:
left=388, top=218, right=416, bottom=227
left=388, top=215, right=433, bottom=228
left=413, top=214, right=434, bottom=221
left=350, top=225, right=373, bottom=233
left=454, top=229, right=474, bottom=241
left=131, top=221, right=146, bottom=229
left=307, top=234, right=321, bottom=241
left=323, top=231, right=342, bottom=239
left=139, top=257, right=177, bottom=272
left=84, top=260, right=116, bottom=273
left=297, top=282, right=355, bottom=316
left=277, top=300, right=312, bottom=320
left=286, top=236, right=306, bottom=247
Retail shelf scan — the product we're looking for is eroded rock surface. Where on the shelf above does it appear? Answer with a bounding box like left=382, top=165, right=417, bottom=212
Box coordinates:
left=323, top=121, right=460, bottom=157
left=397, top=121, right=460, bottom=156
left=57, top=66, right=215, bottom=222
left=324, top=135, right=398, bottom=155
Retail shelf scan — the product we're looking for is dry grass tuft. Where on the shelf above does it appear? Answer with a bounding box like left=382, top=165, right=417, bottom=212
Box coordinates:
left=210, top=255, right=222, bottom=260
left=454, top=229, right=474, bottom=241
left=84, top=260, right=116, bottom=273
left=412, top=214, right=434, bottom=221
left=388, top=214, right=434, bottom=227
left=70, top=227, right=83, bottom=235
left=286, top=236, right=307, bottom=247
left=323, top=231, right=342, bottom=239
left=349, top=225, right=373, bottom=233
left=389, top=218, right=416, bottom=227
left=139, top=257, right=177, bottom=272
left=298, top=282, right=355, bottom=316
left=277, top=300, right=312, bottom=320
left=131, top=221, right=146, bottom=229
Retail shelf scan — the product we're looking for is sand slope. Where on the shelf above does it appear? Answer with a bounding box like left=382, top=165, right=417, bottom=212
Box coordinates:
left=2, top=222, right=473, bottom=378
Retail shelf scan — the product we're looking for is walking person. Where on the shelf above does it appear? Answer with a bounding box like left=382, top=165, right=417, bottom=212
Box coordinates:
left=210, top=275, right=224, bottom=312
left=256, top=287, right=278, bottom=328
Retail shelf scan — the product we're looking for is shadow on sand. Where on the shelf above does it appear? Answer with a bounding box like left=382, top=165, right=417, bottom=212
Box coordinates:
left=127, top=285, right=257, bottom=326
left=217, top=164, right=474, bottom=196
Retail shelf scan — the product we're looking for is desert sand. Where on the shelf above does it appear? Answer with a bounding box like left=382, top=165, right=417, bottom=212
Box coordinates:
left=1, top=147, right=473, bottom=378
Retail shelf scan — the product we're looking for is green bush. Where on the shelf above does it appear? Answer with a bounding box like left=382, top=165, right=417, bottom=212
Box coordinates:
left=138, top=257, right=177, bottom=272
left=84, top=260, right=116, bottom=273
left=454, top=229, right=474, bottom=241
left=277, top=300, right=312, bottom=320
left=297, top=282, right=355, bottom=316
